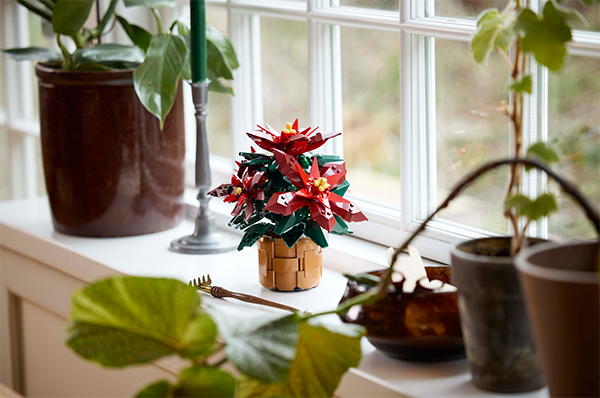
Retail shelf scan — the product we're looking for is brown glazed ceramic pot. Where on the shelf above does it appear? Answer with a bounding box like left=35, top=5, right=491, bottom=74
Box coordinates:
left=451, top=237, right=545, bottom=393
left=36, top=64, right=186, bottom=237
left=257, top=236, right=323, bottom=291
left=339, top=267, right=465, bottom=362
left=516, top=241, right=599, bottom=398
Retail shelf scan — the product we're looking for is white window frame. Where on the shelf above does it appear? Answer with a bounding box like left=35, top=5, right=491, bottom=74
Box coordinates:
left=2, top=0, right=599, bottom=265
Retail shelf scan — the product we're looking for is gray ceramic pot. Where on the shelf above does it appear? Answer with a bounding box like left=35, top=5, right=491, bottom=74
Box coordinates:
left=515, top=240, right=599, bottom=398
left=451, top=237, right=544, bottom=393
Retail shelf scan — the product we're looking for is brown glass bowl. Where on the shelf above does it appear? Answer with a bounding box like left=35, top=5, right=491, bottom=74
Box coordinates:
left=338, top=267, right=465, bottom=362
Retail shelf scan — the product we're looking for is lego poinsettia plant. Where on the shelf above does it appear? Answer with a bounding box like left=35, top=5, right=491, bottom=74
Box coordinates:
left=209, top=120, right=368, bottom=250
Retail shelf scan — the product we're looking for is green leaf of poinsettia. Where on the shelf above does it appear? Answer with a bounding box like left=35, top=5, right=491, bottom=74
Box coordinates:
left=117, top=16, right=152, bottom=53
left=238, top=223, right=273, bottom=250
left=176, top=366, right=236, bottom=398
left=66, top=277, right=207, bottom=367
left=1, top=47, right=62, bottom=62
left=133, top=33, right=189, bottom=129
left=280, top=223, right=306, bottom=248
left=136, top=380, right=174, bottom=398
left=238, top=318, right=365, bottom=398
left=73, top=44, right=145, bottom=67
left=208, top=307, right=301, bottom=383
left=52, top=0, right=94, bottom=36
left=304, top=220, right=329, bottom=248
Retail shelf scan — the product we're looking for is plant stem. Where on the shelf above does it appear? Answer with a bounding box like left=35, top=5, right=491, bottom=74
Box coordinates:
left=72, top=33, right=87, bottom=49
left=91, top=0, right=118, bottom=39
left=56, top=35, right=75, bottom=70
left=211, top=357, right=229, bottom=368
left=151, top=7, right=164, bottom=34
left=17, top=0, right=51, bottom=21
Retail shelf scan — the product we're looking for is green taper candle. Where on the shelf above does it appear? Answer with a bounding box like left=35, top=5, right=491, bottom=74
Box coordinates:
left=190, top=0, right=207, bottom=82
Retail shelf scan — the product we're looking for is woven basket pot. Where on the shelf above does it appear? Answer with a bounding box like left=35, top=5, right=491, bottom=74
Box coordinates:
left=257, top=236, right=323, bottom=291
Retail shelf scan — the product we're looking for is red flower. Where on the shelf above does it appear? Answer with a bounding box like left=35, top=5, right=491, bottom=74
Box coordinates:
left=208, top=169, right=266, bottom=221
left=265, top=150, right=367, bottom=232
left=246, top=119, right=341, bottom=156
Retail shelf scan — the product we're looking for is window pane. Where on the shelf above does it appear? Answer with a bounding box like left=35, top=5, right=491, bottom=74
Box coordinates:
left=341, top=27, right=400, bottom=208
left=207, top=9, right=231, bottom=159
left=340, top=0, right=399, bottom=11
left=0, top=21, right=4, bottom=112
left=560, top=0, right=599, bottom=31
left=435, top=39, right=509, bottom=234
left=261, top=18, right=308, bottom=130
left=548, top=56, right=600, bottom=240
left=0, top=126, right=10, bottom=200
left=434, top=0, right=508, bottom=19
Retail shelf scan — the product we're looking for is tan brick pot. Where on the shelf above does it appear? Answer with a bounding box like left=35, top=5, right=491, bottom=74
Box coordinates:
left=257, top=236, right=323, bottom=291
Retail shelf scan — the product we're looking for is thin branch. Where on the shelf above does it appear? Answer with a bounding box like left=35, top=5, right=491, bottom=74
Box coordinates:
left=495, top=47, right=513, bottom=71
left=151, top=7, right=164, bottom=34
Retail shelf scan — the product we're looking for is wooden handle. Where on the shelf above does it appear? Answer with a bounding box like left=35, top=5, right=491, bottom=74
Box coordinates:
left=210, top=286, right=301, bottom=313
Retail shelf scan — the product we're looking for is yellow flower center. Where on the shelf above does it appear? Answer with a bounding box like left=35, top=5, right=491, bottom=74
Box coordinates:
left=235, top=187, right=243, bottom=195
left=283, top=122, right=296, bottom=135
left=313, top=177, right=329, bottom=192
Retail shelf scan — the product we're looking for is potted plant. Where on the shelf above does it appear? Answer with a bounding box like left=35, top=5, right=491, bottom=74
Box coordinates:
left=65, top=276, right=366, bottom=397
left=439, top=0, right=600, bottom=392
left=1, top=0, right=238, bottom=237
left=208, top=120, right=368, bottom=291
left=515, top=240, right=598, bottom=398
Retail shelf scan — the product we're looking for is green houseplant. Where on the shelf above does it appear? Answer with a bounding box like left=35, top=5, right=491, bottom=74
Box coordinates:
left=65, top=276, right=365, bottom=397
left=1, top=0, right=238, bottom=238
left=447, top=0, right=599, bottom=392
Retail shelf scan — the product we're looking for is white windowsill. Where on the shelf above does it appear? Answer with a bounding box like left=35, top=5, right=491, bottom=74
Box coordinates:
left=0, top=196, right=548, bottom=398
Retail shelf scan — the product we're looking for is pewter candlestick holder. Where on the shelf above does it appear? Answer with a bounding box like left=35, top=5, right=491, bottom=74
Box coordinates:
left=170, top=81, right=237, bottom=254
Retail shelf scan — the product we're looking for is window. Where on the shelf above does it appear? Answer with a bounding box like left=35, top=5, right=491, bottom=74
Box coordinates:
left=2, top=0, right=599, bottom=264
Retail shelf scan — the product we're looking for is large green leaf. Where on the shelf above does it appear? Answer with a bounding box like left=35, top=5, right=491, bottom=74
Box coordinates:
left=52, top=0, right=94, bottom=35
left=133, top=33, right=189, bottom=129
left=238, top=318, right=365, bottom=397
left=1, top=47, right=61, bottom=62
left=208, top=307, right=300, bottom=383
left=304, top=220, right=328, bottom=248
left=176, top=366, right=236, bottom=398
left=510, top=74, right=533, bottom=94
left=73, top=44, right=144, bottom=67
left=124, top=0, right=175, bottom=7
left=207, top=25, right=239, bottom=70
left=66, top=277, right=205, bottom=367
left=517, top=1, right=584, bottom=71
left=117, top=16, right=152, bottom=53
left=181, top=313, right=217, bottom=358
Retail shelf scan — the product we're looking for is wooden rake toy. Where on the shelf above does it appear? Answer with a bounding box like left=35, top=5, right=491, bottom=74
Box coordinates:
left=189, top=275, right=302, bottom=313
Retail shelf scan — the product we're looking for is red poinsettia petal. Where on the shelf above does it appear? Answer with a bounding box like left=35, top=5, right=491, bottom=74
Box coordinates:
left=321, top=161, right=346, bottom=178
left=223, top=193, right=238, bottom=203
left=247, top=131, right=277, bottom=152
left=207, top=183, right=232, bottom=198
left=323, top=170, right=346, bottom=189
left=244, top=200, right=254, bottom=221
left=292, top=119, right=299, bottom=132
left=299, top=127, right=311, bottom=135
left=295, top=188, right=312, bottom=199
left=305, top=131, right=342, bottom=152
left=295, top=163, right=310, bottom=186
left=265, top=124, right=279, bottom=135
left=273, top=149, right=305, bottom=189
left=250, top=171, right=265, bottom=190
left=330, top=201, right=368, bottom=223
left=231, top=174, right=241, bottom=187
left=254, top=189, right=266, bottom=201
left=232, top=200, right=244, bottom=217
left=328, top=192, right=351, bottom=204
left=265, top=192, right=308, bottom=216
left=309, top=156, right=320, bottom=179
left=309, top=201, right=336, bottom=232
